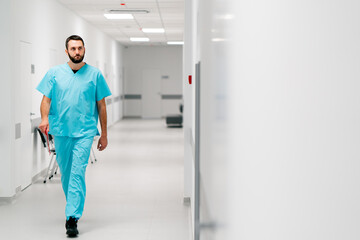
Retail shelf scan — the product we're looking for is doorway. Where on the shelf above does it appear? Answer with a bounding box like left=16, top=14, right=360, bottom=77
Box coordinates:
left=142, top=69, right=162, bottom=118
left=14, top=41, right=33, bottom=190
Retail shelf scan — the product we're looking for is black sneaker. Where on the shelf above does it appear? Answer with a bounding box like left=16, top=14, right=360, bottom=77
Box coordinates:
left=65, top=217, right=79, bottom=237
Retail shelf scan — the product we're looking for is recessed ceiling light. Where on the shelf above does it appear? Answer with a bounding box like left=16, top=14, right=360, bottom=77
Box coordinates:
left=104, top=13, right=133, bottom=19
left=167, top=41, right=184, bottom=45
left=142, top=28, right=165, bottom=33
left=215, top=14, right=235, bottom=20
left=212, top=38, right=226, bottom=42
left=223, top=14, right=235, bottom=20
left=130, top=38, right=150, bottom=42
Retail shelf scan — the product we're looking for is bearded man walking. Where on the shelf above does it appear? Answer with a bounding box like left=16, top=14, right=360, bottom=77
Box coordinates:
left=37, top=35, right=111, bottom=237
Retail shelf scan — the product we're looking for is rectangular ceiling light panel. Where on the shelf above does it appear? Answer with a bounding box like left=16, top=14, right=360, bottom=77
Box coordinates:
left=167, top=41, right=184, bottom=45
left=130, top=38, right=150, bottom=42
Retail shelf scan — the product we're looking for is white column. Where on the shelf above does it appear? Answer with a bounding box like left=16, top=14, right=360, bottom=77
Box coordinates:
left=183, top=0, right=194, bottom=198
left=183, top=0, right=195, bottom=236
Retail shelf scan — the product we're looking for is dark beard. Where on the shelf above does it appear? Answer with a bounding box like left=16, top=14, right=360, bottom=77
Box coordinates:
left=68, top=53, right=84, bottom=64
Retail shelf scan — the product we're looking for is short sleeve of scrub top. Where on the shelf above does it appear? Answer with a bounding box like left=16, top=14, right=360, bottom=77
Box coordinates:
left=36, top=69, right=55, bottom=99
left=96, top=72, right=111, bottom=101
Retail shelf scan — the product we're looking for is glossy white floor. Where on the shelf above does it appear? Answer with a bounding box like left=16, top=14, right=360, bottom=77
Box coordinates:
left=0, top=119, right=191, bottom=240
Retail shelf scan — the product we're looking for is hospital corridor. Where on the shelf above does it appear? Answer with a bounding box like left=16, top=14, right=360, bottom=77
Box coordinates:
left=0, top=119, right=190, bottom=239
left=3, top=0, right=360, bottom=240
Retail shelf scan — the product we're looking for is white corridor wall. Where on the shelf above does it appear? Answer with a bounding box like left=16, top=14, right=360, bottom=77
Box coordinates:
left=184, top=0, right=360, bottom=240
left=123, top=46, right=183, bottom=118
left=0, top=0, right=14, bottom=198
left=0, top=0, right=124, bottom=198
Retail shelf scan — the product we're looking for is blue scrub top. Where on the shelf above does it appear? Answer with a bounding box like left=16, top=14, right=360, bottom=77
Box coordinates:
left=36, top=63, right=112, bottom=137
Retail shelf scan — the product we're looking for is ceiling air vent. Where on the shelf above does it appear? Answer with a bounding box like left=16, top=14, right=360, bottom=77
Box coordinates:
left=108, top=9, right=150, bottom=14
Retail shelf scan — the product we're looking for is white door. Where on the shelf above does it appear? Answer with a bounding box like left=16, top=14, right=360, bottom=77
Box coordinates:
left=142, top=69, right=162, bottom=118
left=14, top=41, right=33, bottom=190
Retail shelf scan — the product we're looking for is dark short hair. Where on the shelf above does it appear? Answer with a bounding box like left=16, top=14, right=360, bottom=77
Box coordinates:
left=65, top=35, right=85, bottom=49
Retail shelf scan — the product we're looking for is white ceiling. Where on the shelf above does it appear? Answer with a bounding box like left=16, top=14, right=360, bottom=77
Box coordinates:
left=56, top=0, right=184, bottom=46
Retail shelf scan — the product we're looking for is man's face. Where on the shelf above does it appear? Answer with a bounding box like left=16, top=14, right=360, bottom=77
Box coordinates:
left=66, top=40, right=85, bottom=64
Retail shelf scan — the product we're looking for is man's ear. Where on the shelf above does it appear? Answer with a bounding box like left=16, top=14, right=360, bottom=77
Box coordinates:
left=65, top=49, right=68, bottom=55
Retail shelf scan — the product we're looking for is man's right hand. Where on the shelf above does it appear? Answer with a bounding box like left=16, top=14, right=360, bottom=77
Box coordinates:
left=39, top=119, right=49, bottom=134
left=39, top=95, right=51, bottom=134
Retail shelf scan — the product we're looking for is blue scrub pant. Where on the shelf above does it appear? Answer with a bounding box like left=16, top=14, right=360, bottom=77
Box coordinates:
left=54, top=136, right=94, bottom=220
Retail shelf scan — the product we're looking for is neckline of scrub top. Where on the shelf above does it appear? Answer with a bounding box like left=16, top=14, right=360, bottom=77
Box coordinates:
left=66, top=62, right=87, bottom=75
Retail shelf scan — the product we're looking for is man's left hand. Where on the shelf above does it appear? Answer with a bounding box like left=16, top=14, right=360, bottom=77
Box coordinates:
left=97, top=136, right=108, bottom=151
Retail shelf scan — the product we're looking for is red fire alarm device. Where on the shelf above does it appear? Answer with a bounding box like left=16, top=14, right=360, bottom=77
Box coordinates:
left=188, top=75, right=192, bottom=85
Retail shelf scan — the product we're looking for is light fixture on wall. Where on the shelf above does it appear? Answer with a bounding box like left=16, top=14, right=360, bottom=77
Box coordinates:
left=142, top=28, right=165, bottom=33
left=130, top=37, right=150, bottom=42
